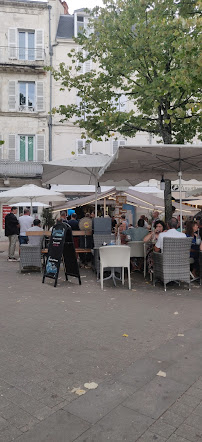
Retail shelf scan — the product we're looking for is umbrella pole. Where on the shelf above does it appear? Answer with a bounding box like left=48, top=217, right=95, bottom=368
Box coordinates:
left=95, top=178, right=98, bottom=217
left=30, top=198, right=33, bottom=216
left=178, top=171, right=183, bottom=231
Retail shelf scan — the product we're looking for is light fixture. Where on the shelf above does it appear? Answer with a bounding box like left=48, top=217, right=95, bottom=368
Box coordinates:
left=160, top=175, right=165, bottom=191
left=3, top=178, right=10, bottom=186
left=97, top=182, right=101, bottom=194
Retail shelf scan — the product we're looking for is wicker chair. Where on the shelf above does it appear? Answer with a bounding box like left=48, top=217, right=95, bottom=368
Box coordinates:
left=20, top=237, right=44, bottom=272
left=153, top=237, right=192, bottom=291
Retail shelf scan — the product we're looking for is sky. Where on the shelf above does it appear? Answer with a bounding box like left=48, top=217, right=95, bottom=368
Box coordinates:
left=68, top=0, right=103, bottom=13
left=29, top=0, right=104, bottom=14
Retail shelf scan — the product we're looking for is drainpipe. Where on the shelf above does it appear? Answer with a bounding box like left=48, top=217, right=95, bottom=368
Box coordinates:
left=48, top=5, right=53, bottom=161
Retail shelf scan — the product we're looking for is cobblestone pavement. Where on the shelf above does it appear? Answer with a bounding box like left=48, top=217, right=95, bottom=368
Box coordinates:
left=0, top=242, right=202, bottom=441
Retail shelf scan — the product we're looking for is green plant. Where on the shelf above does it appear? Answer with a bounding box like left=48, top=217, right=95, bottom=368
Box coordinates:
left=42, top=208, right=55, bottom=230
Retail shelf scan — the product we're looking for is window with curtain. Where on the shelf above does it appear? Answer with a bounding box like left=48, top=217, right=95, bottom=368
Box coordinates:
left=19, top=135, right=34, bottom=161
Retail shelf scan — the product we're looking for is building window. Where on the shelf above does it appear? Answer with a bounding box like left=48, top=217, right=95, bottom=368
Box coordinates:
left=19, top=82, right=35, bottom=111
left=8, top=28, right=44, bottom=61
left=19, top=31, right=35, bottom=60
left=76, top=139, right=91, bottom=155
left=77, top=16, right=84, bottom=35
left=19, top=135, right=35, bottom=162
left=8, top=81, right=44, bottom=112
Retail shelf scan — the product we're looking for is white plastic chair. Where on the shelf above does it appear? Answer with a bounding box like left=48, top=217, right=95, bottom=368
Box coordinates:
left=127, top=241, right=146, bottom=277
left=99, top=245, right=131, bottom=290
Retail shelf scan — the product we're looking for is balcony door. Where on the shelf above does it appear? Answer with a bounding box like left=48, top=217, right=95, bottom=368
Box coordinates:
left=19, top=31, right=35, bottom=61
left=19, top=135, right=35, bottom=162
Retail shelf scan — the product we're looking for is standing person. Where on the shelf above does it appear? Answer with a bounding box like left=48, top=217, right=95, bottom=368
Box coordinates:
left=152, top=210, right=160, bottom=228
left=60, top=211, right=69, bottom=225
left=5, top=206, right=19, bottom=261
left=19, top=209, right=34, bottom=245
left=68, top=213, right=80, bottom=252
left=68, top=213, right=79, bottom=231
left=111, top=216, right=117, bottom=232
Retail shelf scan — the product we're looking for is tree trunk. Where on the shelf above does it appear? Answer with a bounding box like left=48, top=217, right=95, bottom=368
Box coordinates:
left=164, top=179, right=173, bottom=224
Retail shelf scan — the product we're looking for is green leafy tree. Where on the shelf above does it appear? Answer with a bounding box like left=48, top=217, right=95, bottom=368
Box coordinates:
left=52, top=0, right=202, bottom=144
left=42, top=208, right=55, bottom=230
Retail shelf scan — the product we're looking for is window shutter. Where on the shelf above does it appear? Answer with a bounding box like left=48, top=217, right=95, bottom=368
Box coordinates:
left=0, top=135, right=3, bottom=160
left=8, top=135, right=16, bottom=160
left=85, top=142, right=91, bottom=154
left=112, top=140, right=119, bottom=155
left=36, top=82, right=44, bottom=111
left=77, top=139, right=84, bottom=155
left=83, top=51, right=92, bottom=73
left=36, top=134, right=45, bottom=161
left=8, top=81, right=16, bottom=111
left=8, top=28, right=17, bottom=59
left=35, top=29, right=44, bottom=60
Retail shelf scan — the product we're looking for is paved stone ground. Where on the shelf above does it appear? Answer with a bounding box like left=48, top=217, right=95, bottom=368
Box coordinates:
left=1, top=241, right=202, bottom=441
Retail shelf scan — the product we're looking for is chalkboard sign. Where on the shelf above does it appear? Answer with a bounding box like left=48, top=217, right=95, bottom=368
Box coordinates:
left=42, top=222, right=81, bottom=287
left=63, top=224, right=81, bottom=285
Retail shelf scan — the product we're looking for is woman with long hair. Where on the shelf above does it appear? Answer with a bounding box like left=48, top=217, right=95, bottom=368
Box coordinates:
left=185, top=220, right=200, bottom=279
left=144, top=220, right=166, bottom=276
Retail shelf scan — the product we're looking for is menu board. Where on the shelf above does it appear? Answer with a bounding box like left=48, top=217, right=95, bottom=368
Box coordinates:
left=42, top=222, right=81, bottom=288
left=2, top=205, right=11, bottom=229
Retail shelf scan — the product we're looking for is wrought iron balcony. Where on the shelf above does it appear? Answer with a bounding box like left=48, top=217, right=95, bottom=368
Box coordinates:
left=0, top=46, right=47, bottom=70
left=0, top=161, right=43, bottom=177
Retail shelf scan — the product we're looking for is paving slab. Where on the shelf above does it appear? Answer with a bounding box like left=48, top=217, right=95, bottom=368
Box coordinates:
left=74, top=406, right=153, bottom=442
left=175, top=423, right=202, bottom=441
left=136, top=430, right=167, bottom=441
left=14, top=410, right=90, bottom=442
left=1, top=253, right=202, bottom=441
left=64, top=381, right=131, bottom=424
left=122, top=377, right=188, bottom=419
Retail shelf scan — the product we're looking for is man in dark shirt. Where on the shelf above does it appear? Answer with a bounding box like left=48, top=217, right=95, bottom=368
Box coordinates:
left=5, top=206, right=19, bottom=261
left=68, top=213, right=80, bottom=251
left=68, top=213, right=79, bottom=231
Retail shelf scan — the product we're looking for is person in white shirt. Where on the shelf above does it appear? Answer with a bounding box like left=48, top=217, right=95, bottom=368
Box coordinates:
left=19, top=209, right=34, bottom=244
left=27, top=219, right=43, bottom=246
left=154, top=217, right=186, bottom=252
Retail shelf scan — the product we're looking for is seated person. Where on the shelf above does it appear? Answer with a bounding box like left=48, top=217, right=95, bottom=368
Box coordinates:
left=154, top=217, right=186, bottom=252
left=122, top=219, right=148, bottom=242
left=144, top=220, right=166, bottom=275
left=185, top=220, right=200, bottom=278
left=27, top=219, right=43, bottom=246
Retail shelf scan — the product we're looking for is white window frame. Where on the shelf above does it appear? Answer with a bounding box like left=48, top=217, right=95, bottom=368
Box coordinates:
left=18, top=81, right=35, bottom=112
left=74, top=13, right=91, bottom=38
left=18, top=30, right=35, bottom=61
left=111, top=94, right=127, bottom=112
left=76, top=139, right=92, bottom=156
left=17, top=135, right=35, bottom=162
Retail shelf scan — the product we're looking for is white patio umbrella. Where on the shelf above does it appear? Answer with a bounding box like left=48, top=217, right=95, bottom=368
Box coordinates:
left=9, top=202, right=50, bottom=208
left=42, top=154, right=111, bottom=217
left=99, top=144, right=202, bottom=229
left=0, top=184, right=66, bottom=214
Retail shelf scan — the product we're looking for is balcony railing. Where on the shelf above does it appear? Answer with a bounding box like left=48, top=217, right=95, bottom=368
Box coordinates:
left=0, top=46, right=46, bottom=67
left=0, top=161, right=43, bottom=177
left=18, top=105, right=35, bottom=113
